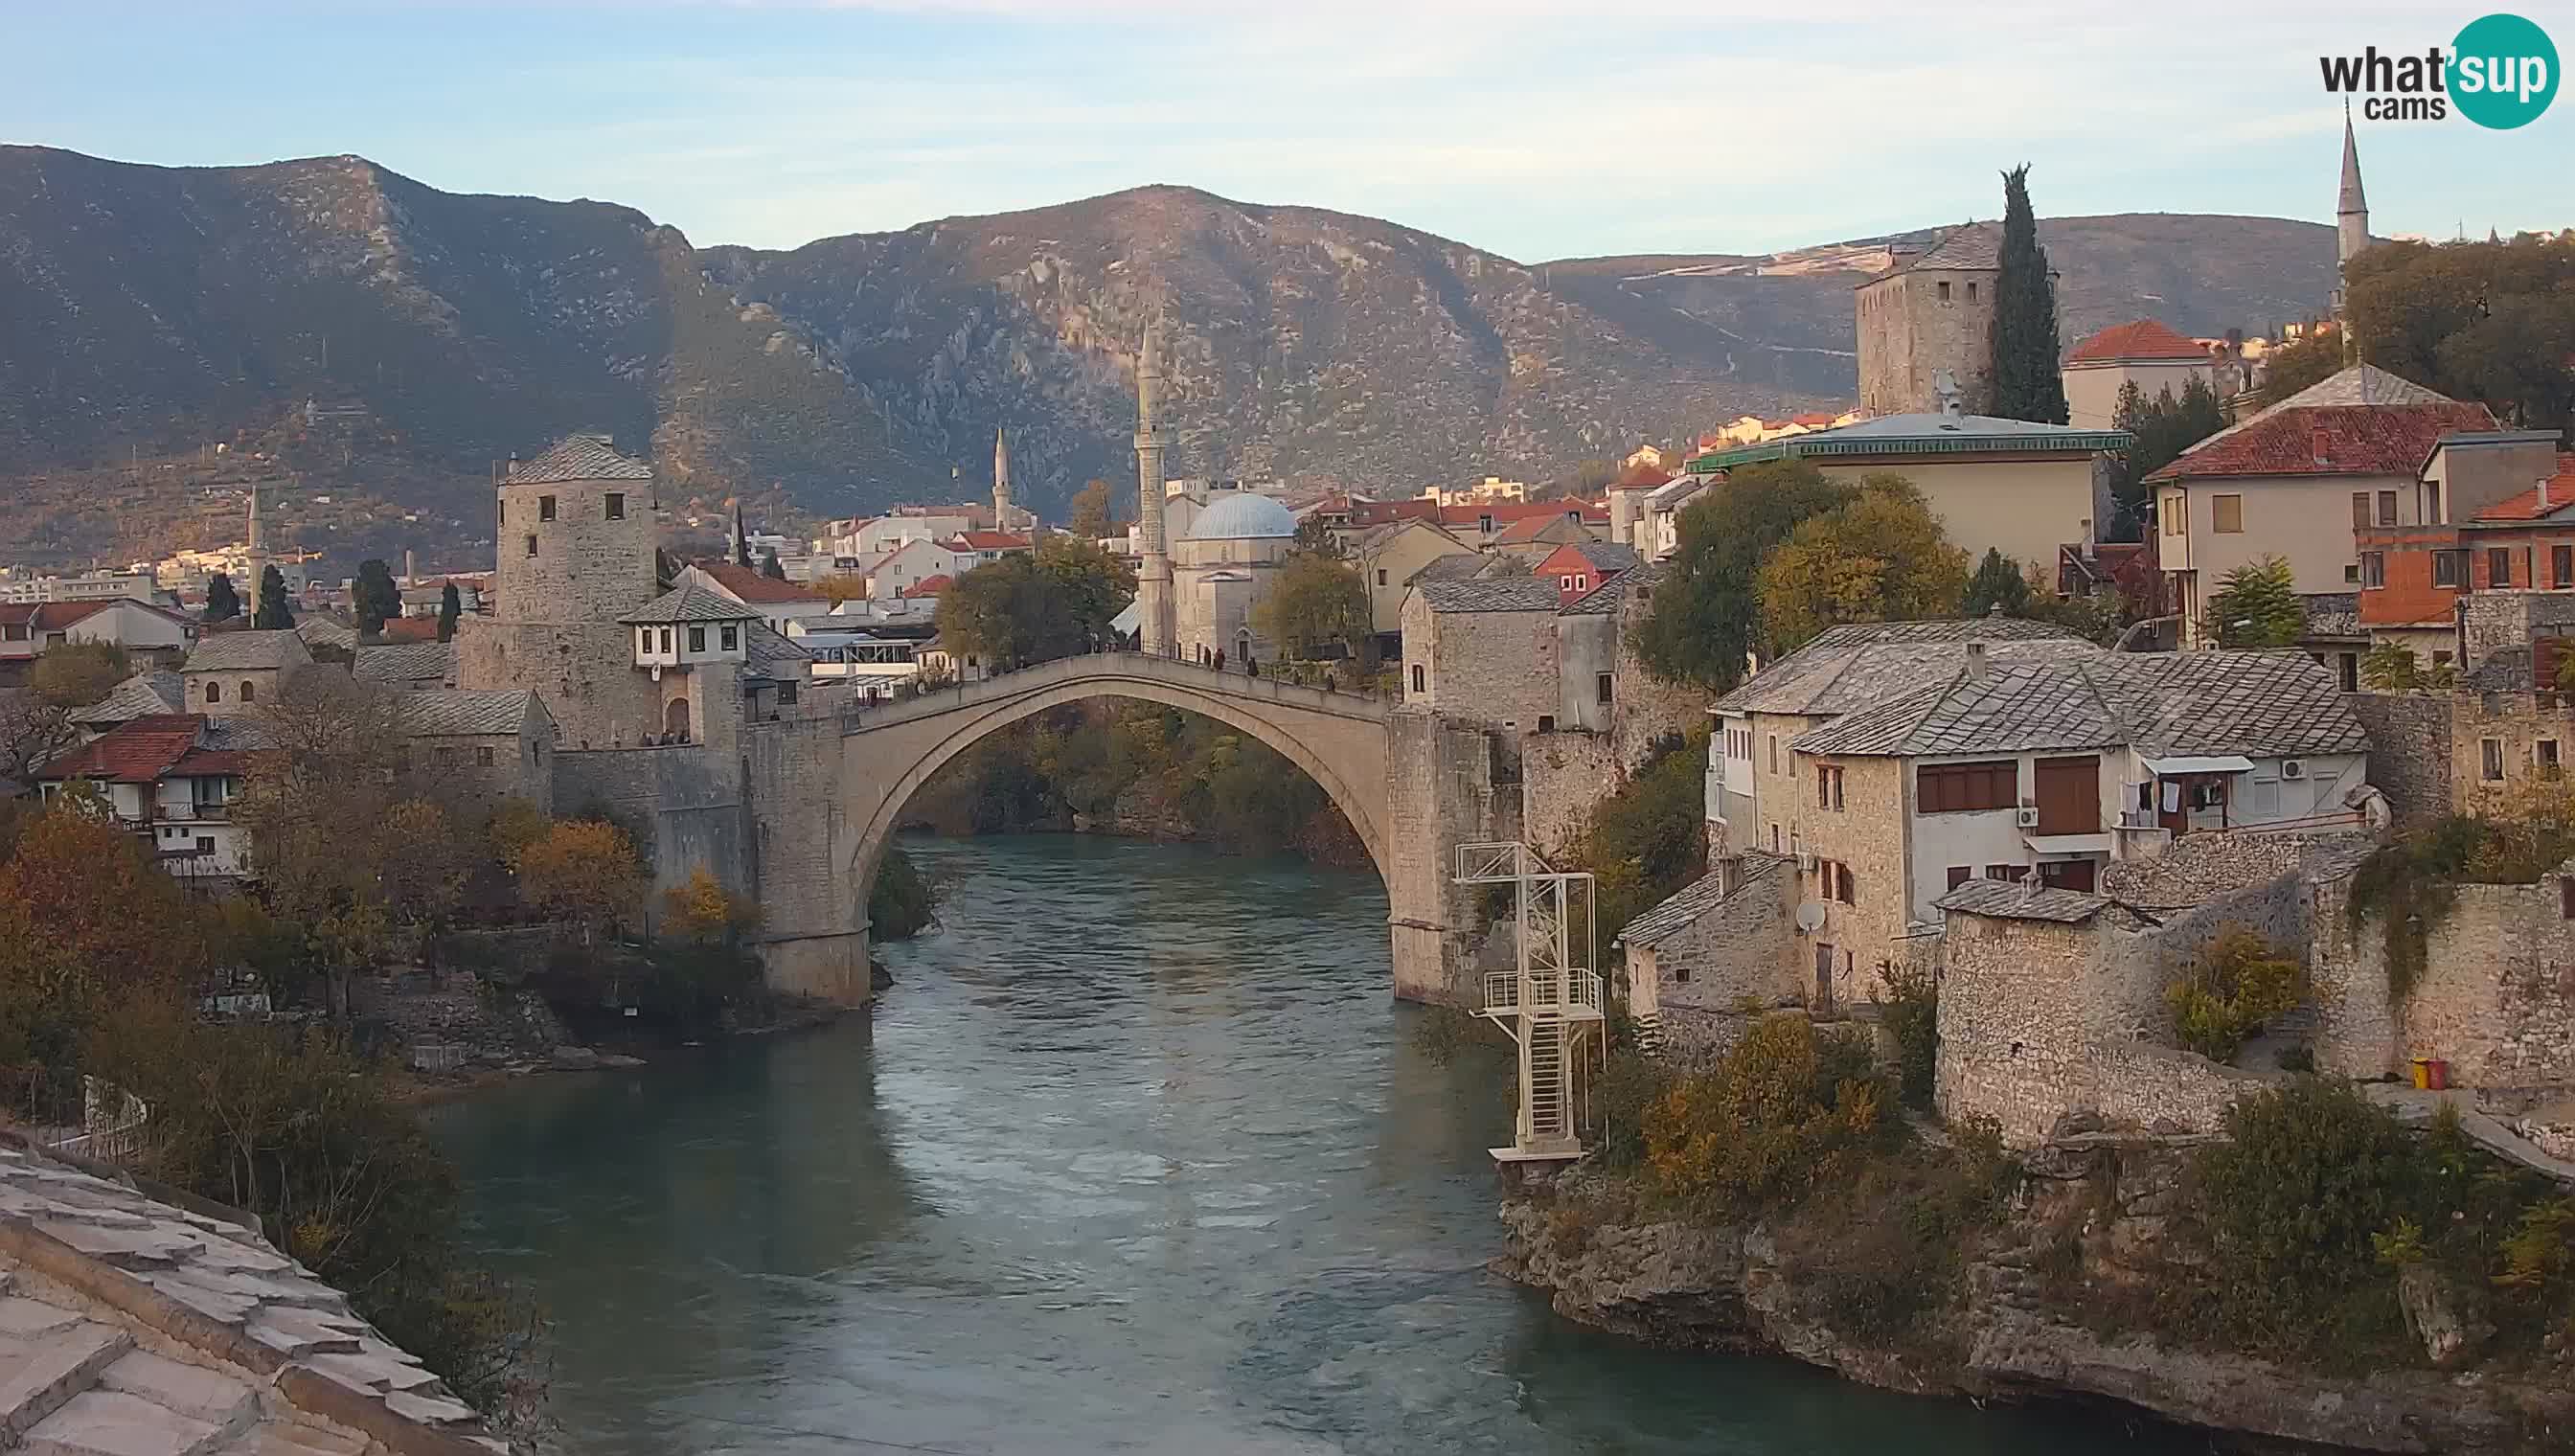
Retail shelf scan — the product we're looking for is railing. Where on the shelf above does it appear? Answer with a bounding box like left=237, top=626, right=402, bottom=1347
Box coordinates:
left=7, top=1072, right=150, bottom=1167
left=1482, top=969, right=1604, bottom=1017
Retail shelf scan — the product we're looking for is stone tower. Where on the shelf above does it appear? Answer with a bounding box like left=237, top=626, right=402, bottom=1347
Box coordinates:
left=1133, top=326, right=1175, bottom=655
left=454, top=434, right=666, bottom=748
left=2335, top=105, right=2370, bottom=359
left=1853, top=224, right=2003, bottom=417
left=991, top=426, right=1014, bottom=527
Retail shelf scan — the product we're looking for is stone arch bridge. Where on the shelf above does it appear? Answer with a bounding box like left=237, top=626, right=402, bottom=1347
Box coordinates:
left=736, top=652, right=1509, bottom=1008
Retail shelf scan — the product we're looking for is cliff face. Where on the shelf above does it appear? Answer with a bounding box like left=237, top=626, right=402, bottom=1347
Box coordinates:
left=1496, top=1143, right=2573, bottom=1453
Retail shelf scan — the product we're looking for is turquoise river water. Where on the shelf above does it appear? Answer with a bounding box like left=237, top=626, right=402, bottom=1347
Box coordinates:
left=427, top=834, right=2206, bottom=1456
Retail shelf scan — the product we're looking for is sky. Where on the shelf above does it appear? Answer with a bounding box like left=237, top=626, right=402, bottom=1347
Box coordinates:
left=6, top=2, right=2569, bottom=261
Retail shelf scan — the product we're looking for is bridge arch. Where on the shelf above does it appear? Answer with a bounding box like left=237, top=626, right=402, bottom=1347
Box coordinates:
left=836, top=653, right=1394, bottom=915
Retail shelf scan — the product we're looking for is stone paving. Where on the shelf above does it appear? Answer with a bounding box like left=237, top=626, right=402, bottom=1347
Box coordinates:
left=0, top=1138, right=499, bottom=1456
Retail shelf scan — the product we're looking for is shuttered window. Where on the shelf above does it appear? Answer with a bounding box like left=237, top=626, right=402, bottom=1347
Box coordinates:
left=1917, top=760, right=2017, bottom=813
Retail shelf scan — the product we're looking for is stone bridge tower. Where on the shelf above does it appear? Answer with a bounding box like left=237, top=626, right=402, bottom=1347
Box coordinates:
left=455, top=434, right=667, bottom=748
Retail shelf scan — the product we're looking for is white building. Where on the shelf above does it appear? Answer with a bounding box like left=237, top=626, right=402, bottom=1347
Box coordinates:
left=34, top=713, right=257, bottom=881
left=0, top=570, right=163, bottom=606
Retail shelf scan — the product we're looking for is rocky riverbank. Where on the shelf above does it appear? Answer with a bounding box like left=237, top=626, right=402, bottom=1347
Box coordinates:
left=1496, top=1142, right=2575, bottom=1453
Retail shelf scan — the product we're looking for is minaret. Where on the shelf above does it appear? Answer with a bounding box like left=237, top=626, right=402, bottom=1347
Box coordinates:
left=243, top=481, right=269, bottom=620
left=1133, top=325, right=1174, bottom=656
left=2335, top=103, right=2369, bottom=362
left=991, top=426, right=1015, bottom=529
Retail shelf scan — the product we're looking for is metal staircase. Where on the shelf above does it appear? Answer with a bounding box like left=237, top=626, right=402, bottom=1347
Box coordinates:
left=1456, top=841, right=1606, bottom=1161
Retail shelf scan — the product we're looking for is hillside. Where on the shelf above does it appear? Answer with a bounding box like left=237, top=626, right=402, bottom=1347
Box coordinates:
left=0, top=146, right=2345, bottom=566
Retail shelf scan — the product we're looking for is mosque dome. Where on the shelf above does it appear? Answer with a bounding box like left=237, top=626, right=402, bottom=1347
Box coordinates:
left=1184, top=492, right=1298, bottom=541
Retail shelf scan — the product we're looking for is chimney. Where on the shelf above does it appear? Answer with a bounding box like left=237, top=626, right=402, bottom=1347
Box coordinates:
left=1966, top=641, right=1989, bottom=681
left=2542, top=475, right=2553, bottom=510
left=2311, top=428, right=2332, bottom=466
left=402, top=548, right=417, bottom=586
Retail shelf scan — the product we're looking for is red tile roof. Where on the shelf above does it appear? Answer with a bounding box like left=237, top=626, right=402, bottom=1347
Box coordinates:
left=2146, top=401, right=2499, bottom=484
left=1608, top=459, right=1670, bottom=490
left=692, top=559, right=828, bottom=604
left=948, top=532, right=1033, bottom=552
left=2471, top=454, right=2575, bottom=522
left=2067, top=319, right=2208, bottom=365
left=34, top=714, right=210, bottom=784
left=1492, top=512, right=1598, bottom=545
left=1790, top=411, right=1839, bottom=427
left=900, top=575, right=953, bottom=599
left=0, top=602, right=115, bottom=631
left=378, top=617, right=441, bottom=643
left=1439, top=499, right=1608, bottom=530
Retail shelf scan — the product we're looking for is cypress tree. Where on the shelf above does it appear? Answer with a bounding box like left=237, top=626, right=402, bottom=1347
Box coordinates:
left=436, top=582, right=462, bottom=642
left=1988, top=164, right=2069, bottom=423
left=253, top=565, right=294, bottom=629
left=353, top=557, right=400, bottom=634
left=204, top=572, right=239, bottom=624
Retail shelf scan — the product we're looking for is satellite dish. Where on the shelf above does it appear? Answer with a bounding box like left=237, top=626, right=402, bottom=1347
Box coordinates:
left=1794, top=901, right=1828, bottom=936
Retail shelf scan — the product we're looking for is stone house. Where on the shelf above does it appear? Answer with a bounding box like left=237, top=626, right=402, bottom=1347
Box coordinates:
left=1533, top=539, right=1637, bottom=607
left=178, top=628, right=312, bottom=717
left=2146, top=364, right=2496, bottom=648
left=1855, top=223, right=2004, bottom=418
left=1347, top=517, right=1474, bottom=642
left=1681, top=402, right=2129, bottom=581
left=1618, top=852, right=1795, bottom=1051
left=2355, top=439, right=2573, bottom=662
left=396, top=688, right=556, bottom=817
left=1399, top=578, right=1563, bottom=723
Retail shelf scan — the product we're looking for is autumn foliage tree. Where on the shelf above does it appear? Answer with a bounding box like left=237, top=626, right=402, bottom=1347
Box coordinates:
left=1636, top=460, right=1856, bottom=691
left=238, top=669, right=410, bottom=1014
left=1754, top=474, right=1970, bottom=652
left=516, top=819, right=644, bottom=943
left=1251, top=550, right=1371, bottom=662
left=0, top=807, right=202, bottom=1076
left=660, top=866, right=758, bottom=945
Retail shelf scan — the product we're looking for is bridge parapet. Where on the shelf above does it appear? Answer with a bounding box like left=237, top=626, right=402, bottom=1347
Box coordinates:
left=838, top=650, right=1391, bottom=738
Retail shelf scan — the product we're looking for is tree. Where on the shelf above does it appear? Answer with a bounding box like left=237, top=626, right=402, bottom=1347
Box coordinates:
left=761, top=550, right=787, bottom=581
left=2206, top=556, right=2304, bottom=648
left=1291, top=512, right=1344, bottom=558
left=1252, top=551, right=1371, bottom=661
left=377, top=799, right=472, bottom=941
left=2359, top=642, right=2426, bottom=692
left=2346, top=233, right=2575, bottom=429
left=1754, top=474, right=1971, bottom=653
left=1987, top=164, right=2068, bottom=423
left=2110, top=376, right=2229, bottom=535
left=515, top=820, right=643, bottom=944
left=733, top=502, right=753, bottom=568
left=936, top=535, right=1136, bottom=669
left=237, top=669, right=409, bottom=1015
left=0, top=692, right=77, bottom=785
left=28, top=641, right=130, bottom=710
left=661, top=867, right=757, bottom=945
left=0, top=807, right=203, bottom=1071
left=812, top=573, right=870, bottom=606
left=2436, top=293, right=2575, bottom=430
left=1067, top=479, right=1123, bottom=539
left=2255, top=329, right=2345, bottom=409
left=1635, top=460, right=1857, bottom=691
left=253, top=565, right=294, bottom=628
left=1962, top=548, right=2033, bottom=618
left=204, top=572, right=240, bottom=624
left=353, top=558, right=400, bottom=635
left=436, top=582, right=461, bottom=642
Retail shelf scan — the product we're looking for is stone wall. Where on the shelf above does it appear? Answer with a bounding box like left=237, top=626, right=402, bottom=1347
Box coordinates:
left=2461, top=590, right=2575, bottom=671
left=2450, top=689, right=2575, bottom=815
left=457, top=618, right=666, bottom=751
left=1402, top=594, right=1559, bottom=727
left=1789, top=753, right=1911, bottom=1008
left=1857, top=266, right=1997, bottom=417
left=2344, top=691, right=2451, bottom=824
left=1609, top=590, right=1705, bottom=771
left=742, top=713, right=867, bottom=1006
left=2313, top=872, right=2575, bottom=1087
left=1637, top=860, right=1795, bottom=1022
left=1386, top=710, right=1521, bottom=1003
left=1520, top=729, right=1623, bottom=857
left=552, top=742, right=748, bottom=905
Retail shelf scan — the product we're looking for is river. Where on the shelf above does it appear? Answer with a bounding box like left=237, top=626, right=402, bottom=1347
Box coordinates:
left=429, top=834, right=2199, bottom=1456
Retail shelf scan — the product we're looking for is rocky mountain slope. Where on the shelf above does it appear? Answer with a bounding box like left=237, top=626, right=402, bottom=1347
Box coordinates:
left=0, top=145, right=2343, bottom=563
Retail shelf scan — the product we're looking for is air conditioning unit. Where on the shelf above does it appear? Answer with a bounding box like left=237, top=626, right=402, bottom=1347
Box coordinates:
left=2015, top=807, right=2041, bottom=828
left=2281, top=759, right=2307, bottom=780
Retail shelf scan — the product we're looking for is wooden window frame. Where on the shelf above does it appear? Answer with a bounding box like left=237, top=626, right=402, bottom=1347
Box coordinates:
left=1917, top=759, right=2017, bottom=813
left=2211, top=494, right=2245, bottom=534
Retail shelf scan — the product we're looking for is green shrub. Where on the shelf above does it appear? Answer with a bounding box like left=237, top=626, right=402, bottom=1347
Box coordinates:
left=1875, top=958, right=1939, bottom=1109
left=869, top=845, right=940, bottom=942
left=2167, top=930, right=2304, bottom=1062
left=1642, top=1014, right=1895, bottom=1216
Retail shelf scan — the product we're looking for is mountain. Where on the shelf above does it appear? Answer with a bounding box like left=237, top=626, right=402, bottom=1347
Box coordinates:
left=0, top=146, right=2345, bottom=566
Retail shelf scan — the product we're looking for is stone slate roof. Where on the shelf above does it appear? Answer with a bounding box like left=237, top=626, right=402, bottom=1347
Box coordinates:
left=1880, top=223, right=2001, bottom=275
left=1713, top=617, right=2089, bottom=717
left=2301, top=592, right=2364, bottom=640
left=293, top=615, right=360, bottom=653
left=744, top=622, right=813, bottom=679
left=353, top=640, right=456, bottom=688
left=399, top=689, right=544, bottom=739
left=70, top=671, right=183, bottom=726
left=504, top=433, right=654, bottom=484
left=1562, top=562, right=1666, bottom=615
left=1407, top=554, right=1494, bottom=586
left=182, top=629, right=311, bottom=673
left=1416, top=578, right=1565, bottom=614
left=621, top=581, right=763, bottom=626
left=1616, top=853, right=1786, bottom=948
left=0, top=1135, right=493, bottom=1452
left=1790, top=648, right=2368, bottom=760
left=1555, top=540, right=1639, bottom=573
left=1933, top=877, right=2115, bottom=923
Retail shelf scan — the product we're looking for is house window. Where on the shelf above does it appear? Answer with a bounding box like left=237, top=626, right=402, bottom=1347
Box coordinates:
left=1937, top=281, right=1952, bottom=302
left=239, top=681, right=255, bottom=702
left=1816, top=763, right=1844, bottom=810
left=1377, top=569, right=1388, bottom=587
left=778, top=682, right=798, bottom=706
left=1985, top=863, right=2017, bottom=881
left=605, top=492, right=626, bottom=521
left=1766, top=735, right=1779, bottom=775
left=1947, top=866, right=1971, bottom=890
left=2426, top=481, right=2443, bottom=524
left=2363, top=553, right=2386, bottom=588
left=689, top=626, right=707, bottom=652
left=1410, top=665, right=1425, bottom=694
left=2351, top=492, right=2370, bottom=530
left=1917, top=760, right=2017, bottom=812
left=2434, top=552, right=2461, bottom=588
left=2564, top=877, right=2575, bottom=921
left=476, top=745, right=496, bottom=767
left=638, top=628, right=652, bottom=654
left=721, top=625, right=739, bottom=650
left=538, top=495, right=557, bottom=522
left=2554, top=545, right=2572, bottom=589
left=2489, top=547, right=2513, bottom=587
left=1574, top=575, right=1589, bottom=592
left=2377, top=490, right=2397, bottom=527
left=2483, top=737, right=2506, bottom=782
left=205, top=681, right=221, bottom=704
left=1560, top=576, right=1575, bottom=591
left=2345, top=563, right=2361, bottom=583
left=660, top=627, right=673, bottom=652
left=2164, top=497, right=2182, bottom=536
left=195, top=836, right=214, bottom=854
left=2541, top=739, right=2562, bottom=778
left=1596, top=671, right=1614, bottom=706
left=434, top=746, right=464, bottom=766
left=2212, top=494, right=2244, bottom=534
left=525, top=535, right=538, bottom=557
left=1966, top=281, right=1978, bottom=302
left=1478, top=514, right=1493, bottom=534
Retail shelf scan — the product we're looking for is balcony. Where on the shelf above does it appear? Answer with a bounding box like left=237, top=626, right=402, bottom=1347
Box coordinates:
left=1482, top=969, right=1605, bottom=1019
